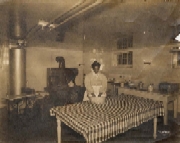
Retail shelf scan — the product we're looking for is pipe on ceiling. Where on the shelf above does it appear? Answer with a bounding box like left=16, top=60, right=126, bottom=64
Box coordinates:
left=26, top=0, right=88, bottom=38
left=52, top=0, right=104, bottom=28
left=62, top=0, right=104, bottom=24
left=53, top=0, right=91, bottom=23
left=27, top=0, right=104, bottom=39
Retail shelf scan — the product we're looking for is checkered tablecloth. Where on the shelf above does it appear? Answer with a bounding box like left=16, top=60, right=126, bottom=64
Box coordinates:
left=50, top=94, right=164, bottom=143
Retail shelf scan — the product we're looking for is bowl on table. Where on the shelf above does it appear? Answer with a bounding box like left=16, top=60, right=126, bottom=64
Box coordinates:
left=89, top=97, right=106, bottom=104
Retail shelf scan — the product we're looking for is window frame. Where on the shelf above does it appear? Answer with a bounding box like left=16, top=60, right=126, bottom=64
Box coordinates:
left=117, top=35, right=133, bottom=50
left=172, top=51, right=180, bottom=68
left=112, top=51, right=133, bottom=68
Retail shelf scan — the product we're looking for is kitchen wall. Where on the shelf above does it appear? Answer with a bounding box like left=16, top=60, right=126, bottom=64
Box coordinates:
left=26, top=46, right=84, bottom=91
left=80, top=1, right=177, bottom=88
left=0, top=66, right=9, bottom=108
left=0, top=1, right=180, bottom=112
left=0, top=5, right=10, bottom=108
left=26, top=13, right=85, bottom=91
left=83, top=44, right=173, bottom=87
left=80, top=8, right=179, bottom=111
left=82, top=36, right=179, bottom=111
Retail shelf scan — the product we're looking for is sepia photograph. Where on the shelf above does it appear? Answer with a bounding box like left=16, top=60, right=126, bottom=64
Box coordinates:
left=0, top=0, right=180, bottom=142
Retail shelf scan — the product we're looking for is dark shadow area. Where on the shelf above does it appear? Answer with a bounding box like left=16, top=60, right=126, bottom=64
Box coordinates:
left=0, top=108, right=179, bottom=143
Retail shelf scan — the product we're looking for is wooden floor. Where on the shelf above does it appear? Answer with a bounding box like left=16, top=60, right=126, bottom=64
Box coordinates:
left=0, top=108, right=180, bottom=143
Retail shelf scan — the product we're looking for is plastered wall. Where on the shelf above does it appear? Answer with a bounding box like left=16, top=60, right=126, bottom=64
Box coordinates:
left=26, top=47, right=83, bottom=91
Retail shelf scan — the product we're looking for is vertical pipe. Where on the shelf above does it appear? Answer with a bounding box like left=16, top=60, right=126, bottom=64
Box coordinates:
left=9, top=48, right=26, bottom=97
left=9, top=0, right=26, bottom=40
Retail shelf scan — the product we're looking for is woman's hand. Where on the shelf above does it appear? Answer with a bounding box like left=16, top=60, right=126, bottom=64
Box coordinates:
left=91, top=93, right=96, bottom=97
left=88, top=93, right=96, bottom=97
left=98, top=93, right=103, bottom=97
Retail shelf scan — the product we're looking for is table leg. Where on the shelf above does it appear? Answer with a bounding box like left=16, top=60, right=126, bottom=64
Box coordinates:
left=115, top=86, right=118, bottom=96
left=174, top=98, right=178, bottom=118
left=17, top=102, right=19, bottom=115
left=57, top=119, right=61, bottom=143
left=153, top=117, right=157, bottom=139
left=7, top=100, right=10, bottom=122
left=163, top=100, right=168, bottom=125
left=41, top=98, right=44, bottom=121
left=113, top=85, right=116, bottom=96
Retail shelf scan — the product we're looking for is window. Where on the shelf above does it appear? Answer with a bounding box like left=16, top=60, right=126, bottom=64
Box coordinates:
left=113, top=34, right=133, bottom=68
left=172, top=51, right=180, bottom=68
left=117, top=35, right=133, bottom=49
left=115, top=51, right=133, bottom=67
left=178, top=54, right=180, bottom=65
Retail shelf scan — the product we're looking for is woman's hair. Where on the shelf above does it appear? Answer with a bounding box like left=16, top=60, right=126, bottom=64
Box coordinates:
left=91, top=61, right=101, bottom=69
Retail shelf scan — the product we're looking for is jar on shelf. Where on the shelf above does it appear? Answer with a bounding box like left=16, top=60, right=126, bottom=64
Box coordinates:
left=148, top=83, right=154, bottom=93
left=138, top=81, right=144, bottom=90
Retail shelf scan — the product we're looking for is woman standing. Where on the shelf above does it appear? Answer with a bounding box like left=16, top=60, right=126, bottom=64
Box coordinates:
left=83, top=61, right=107, bottom=101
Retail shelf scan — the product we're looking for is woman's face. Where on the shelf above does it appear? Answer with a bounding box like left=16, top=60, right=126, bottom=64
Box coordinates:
left=93, top=66, right=100, bottom=74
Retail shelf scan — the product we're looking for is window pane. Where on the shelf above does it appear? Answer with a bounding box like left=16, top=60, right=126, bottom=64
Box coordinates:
left=117, top=54, right=122, bottom=64
left=116, top=52, right=133, bottom=66
left=117, top=35, right=133, bottom=50
left=128, top=36, right=133, bottom=47
left=122, top=38, right=127, bottom=49
left=117, top=39, right=122, bottom=49
left=123, top=59, right=127, bottom=64
left=123, top=53, right=127, bottom=58
left=178, top=52, right=180, bottom=65
left=128, top=51, right=133, bottom=65
left=123, top=53, right=127, bottom=64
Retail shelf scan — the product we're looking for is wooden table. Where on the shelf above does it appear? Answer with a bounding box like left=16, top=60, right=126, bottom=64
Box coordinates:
left=50, top=95, right=164, bottom=143
left=118, top=88, right=179, bottom=125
